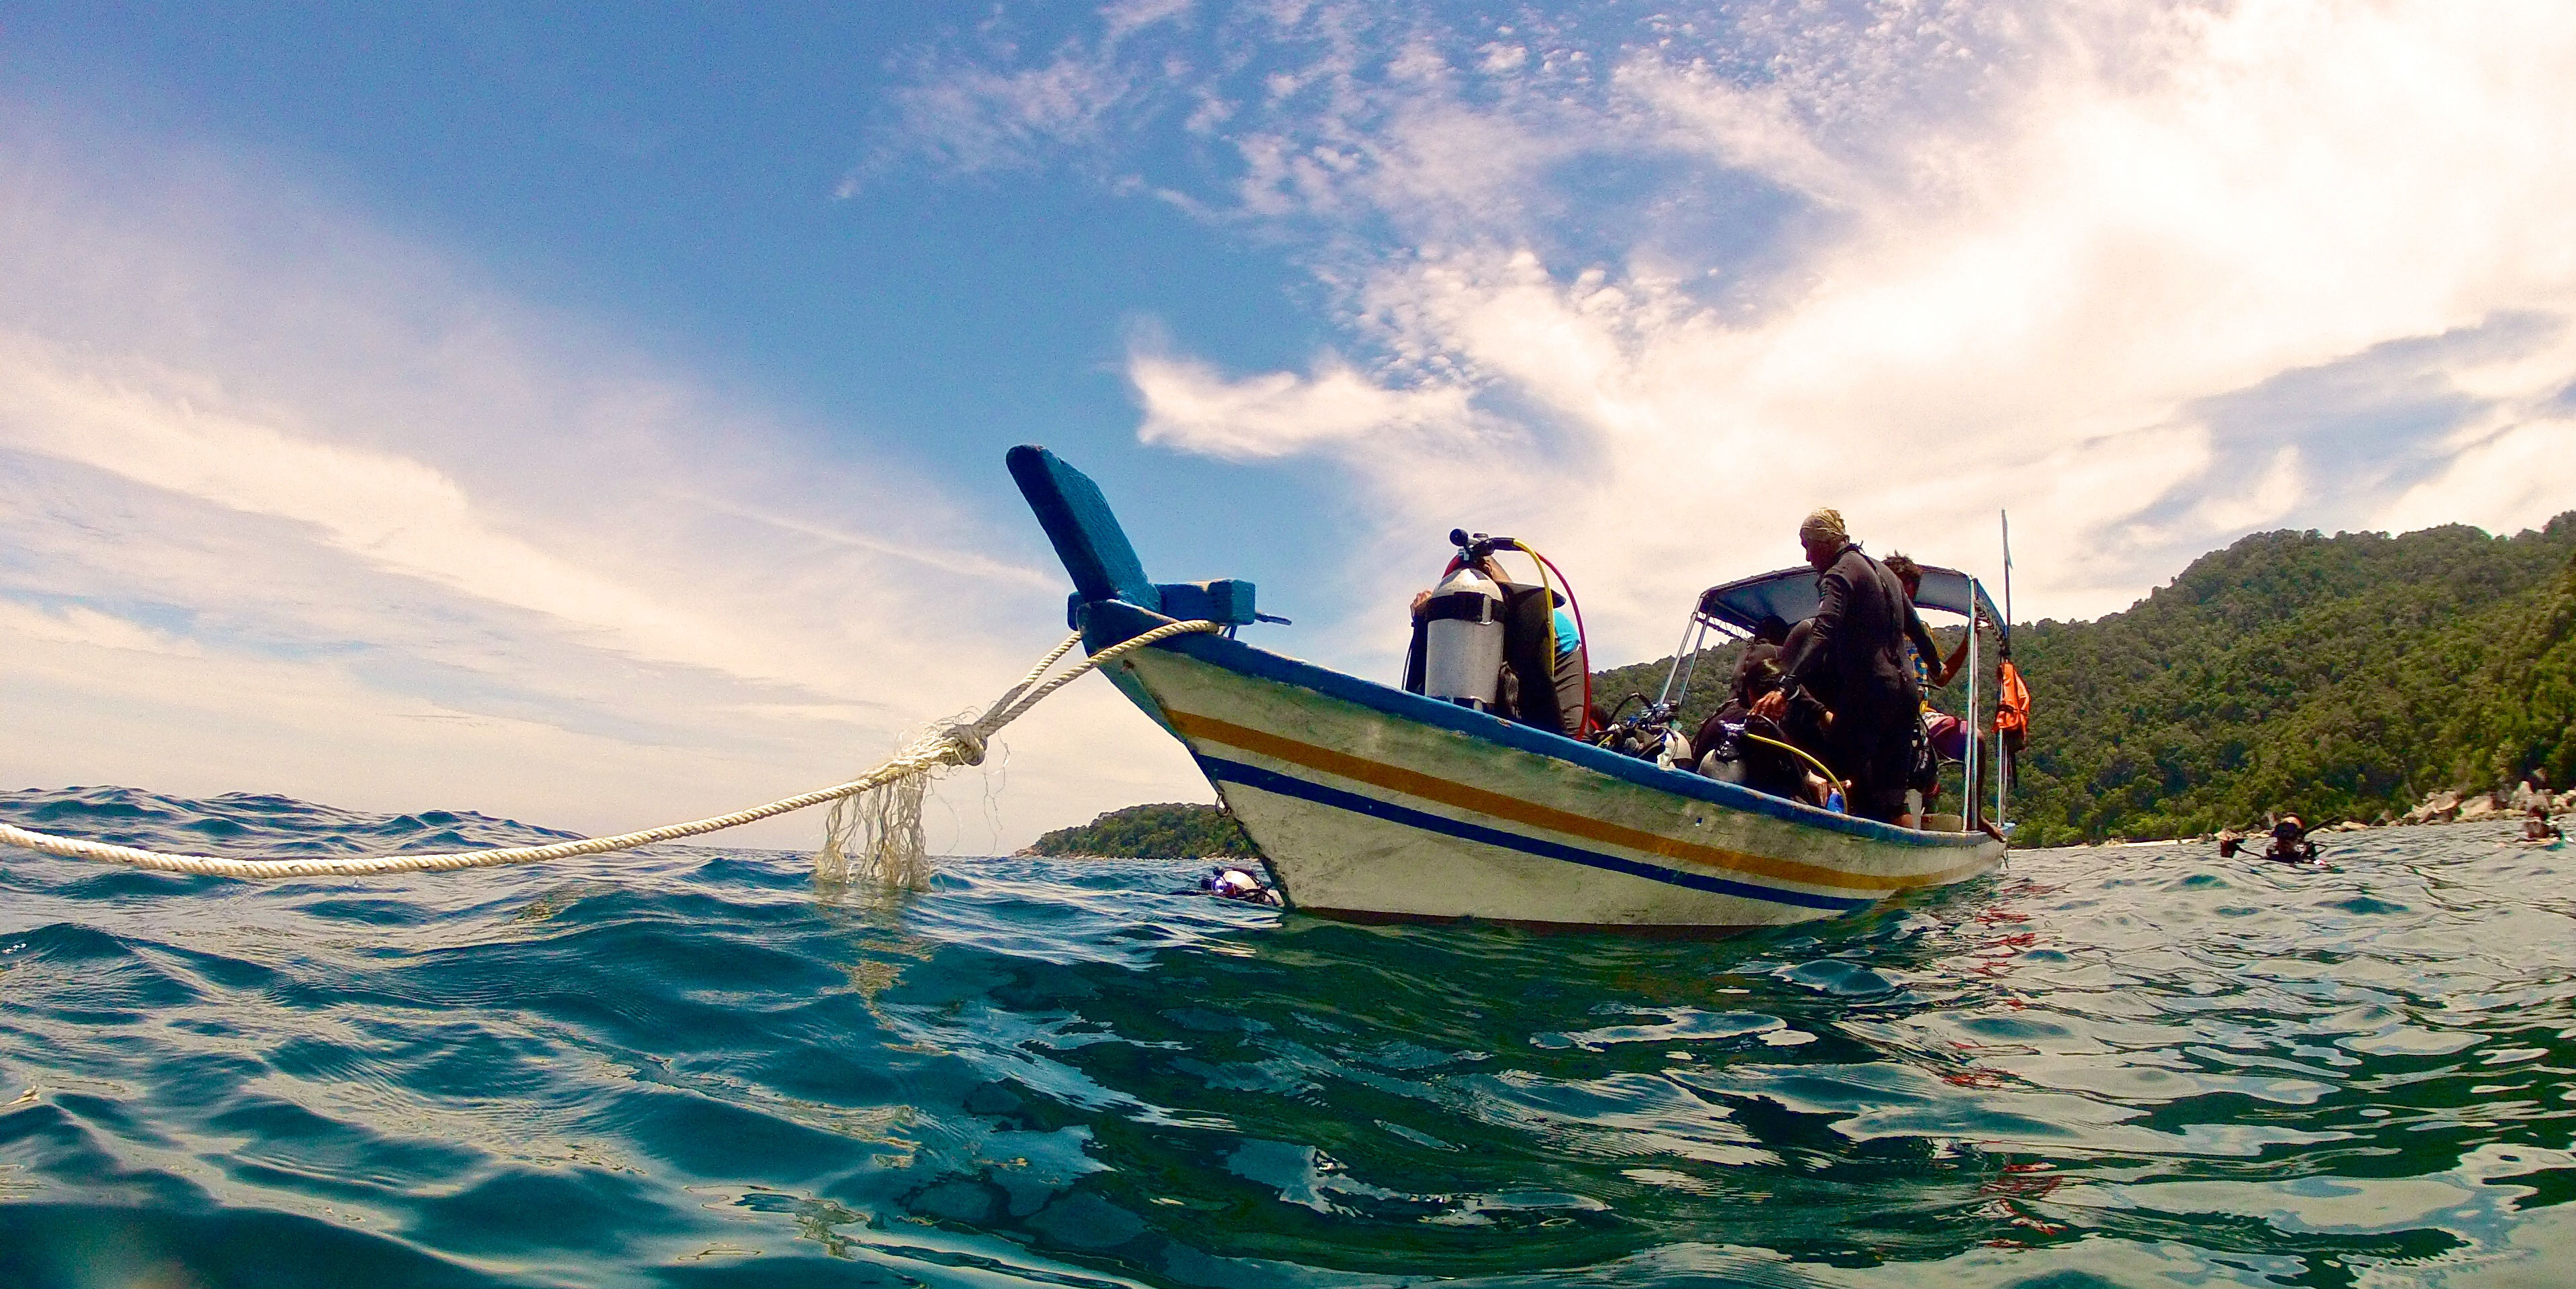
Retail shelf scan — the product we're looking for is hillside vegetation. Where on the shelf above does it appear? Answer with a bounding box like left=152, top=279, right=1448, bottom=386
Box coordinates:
left=1589, top=644, right=1744, bottom=744
left=1028, top=802, right=1256, bottom=860
left=2004, top=517, right=2576, bottom=844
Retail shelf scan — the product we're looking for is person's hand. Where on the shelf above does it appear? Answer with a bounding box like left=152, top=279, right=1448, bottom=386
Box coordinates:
left=1750, top=690, right=1787, bottom=721
left=1410, top=588, right=1431, bottom=619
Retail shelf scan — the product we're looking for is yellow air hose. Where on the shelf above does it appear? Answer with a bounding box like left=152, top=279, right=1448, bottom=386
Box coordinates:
left=1505, top=539, right=1593, bottom=734
left=1736, top=731, right=1847, bottom=805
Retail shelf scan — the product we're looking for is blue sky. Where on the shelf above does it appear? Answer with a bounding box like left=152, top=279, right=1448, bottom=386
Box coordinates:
left=4, top=3, right=1353, bottom=566
left=4, top=1, right=2573, bottom=848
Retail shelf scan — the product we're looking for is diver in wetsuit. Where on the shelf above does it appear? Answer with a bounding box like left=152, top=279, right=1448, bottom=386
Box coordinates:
left=1195, top=866, right=1282, bottom=905
left=2267, top=817, right=2320, bottom=863
left=2526, top=806, right=2565, bottom=843
left=1693, top=642, right=1828, bottom=803
left=1883, top=553, right=1979, bottom=826
left=2220, top=816, right=2322, bottom=863
left=1750, top=509, right=1926, bottom=823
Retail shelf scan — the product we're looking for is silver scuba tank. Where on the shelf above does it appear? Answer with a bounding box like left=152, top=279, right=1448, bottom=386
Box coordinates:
left=1699, top=723, right=1750, bottom=783
left=1422, top=565, right=1506, bottom=709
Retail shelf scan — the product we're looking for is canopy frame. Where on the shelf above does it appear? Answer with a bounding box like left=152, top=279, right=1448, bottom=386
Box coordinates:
left=1655, top=559, right=2008, bottom=835
left=1692, top=563, right=2008, bottom=643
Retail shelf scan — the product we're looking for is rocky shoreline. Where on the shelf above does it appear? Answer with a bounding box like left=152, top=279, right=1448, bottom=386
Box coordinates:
left=2088, top=780, right=2568, bottom=846
left=2388, top=783, right=2571, bottom=826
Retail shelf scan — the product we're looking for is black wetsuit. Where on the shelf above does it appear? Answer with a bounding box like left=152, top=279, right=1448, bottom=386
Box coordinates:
left=1778, top=544, right=1926, bottom=823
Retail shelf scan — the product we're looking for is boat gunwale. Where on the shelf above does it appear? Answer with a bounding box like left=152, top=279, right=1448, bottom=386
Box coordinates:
left=1079, top=598, right=1993, bottom=853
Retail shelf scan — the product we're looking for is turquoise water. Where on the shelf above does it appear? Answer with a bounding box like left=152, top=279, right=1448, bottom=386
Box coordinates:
left=4, top=788, right=2573, bottom=1288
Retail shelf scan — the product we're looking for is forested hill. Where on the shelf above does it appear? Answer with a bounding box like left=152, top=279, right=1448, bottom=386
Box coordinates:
left=1026, top=803, right=1257, bottom=860
left=1589, top=515, right=2576, bottom=847
left=2005, top=516, right=2576, bottom=844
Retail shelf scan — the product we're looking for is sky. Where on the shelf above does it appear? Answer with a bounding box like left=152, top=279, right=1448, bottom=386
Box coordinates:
left=3, top=1, right=2571, bottom=852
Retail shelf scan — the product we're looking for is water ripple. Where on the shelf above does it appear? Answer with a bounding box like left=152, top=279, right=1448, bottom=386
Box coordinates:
left=4, top=786, right=2574, bottom=1286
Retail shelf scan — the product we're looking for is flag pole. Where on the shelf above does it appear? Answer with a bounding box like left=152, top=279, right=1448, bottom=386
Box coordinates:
left=2001, top=510, right=2013, bottom=630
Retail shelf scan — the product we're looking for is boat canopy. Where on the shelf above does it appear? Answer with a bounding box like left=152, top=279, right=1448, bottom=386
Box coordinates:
left=1696, top=563, right=2008, bottom=643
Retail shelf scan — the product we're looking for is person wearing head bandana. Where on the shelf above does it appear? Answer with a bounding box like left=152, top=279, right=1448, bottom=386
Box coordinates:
left=1750, top=508, right=1929, bottom=823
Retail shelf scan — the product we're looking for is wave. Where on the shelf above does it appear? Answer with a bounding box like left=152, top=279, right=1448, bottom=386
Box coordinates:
left=3, top=788, right=2571, bottom=1286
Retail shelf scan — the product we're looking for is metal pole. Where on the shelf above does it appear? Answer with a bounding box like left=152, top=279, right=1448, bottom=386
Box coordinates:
left=1669, top=618, right=1712, bottom=713
left=1963, top=582, right=1980, bottom=834
left=1653, top=615, right=1702, bottom=709
left=1993, top=660, right=2008, bottom=833
left=1996, top=730, right=2010, bottom=837
left=1997, top=515, right=2013, bottom=835
left=2001, top=511, right=2014, bottom=627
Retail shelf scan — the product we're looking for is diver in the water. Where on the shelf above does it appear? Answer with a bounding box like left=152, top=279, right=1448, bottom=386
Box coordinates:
left=2526, top=805, right=2565, bottom=843
left=2261, top=816, right=2320, bottom=864
left=1196, top=866, right=1283, bottom=905
left=2218, top=815, right=2321, bottom=864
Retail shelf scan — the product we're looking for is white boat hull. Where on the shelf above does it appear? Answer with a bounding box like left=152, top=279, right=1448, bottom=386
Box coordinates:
left=1099, top=621, right=2001, bottom=933
left=1001, top=441, right=2001, bottom=934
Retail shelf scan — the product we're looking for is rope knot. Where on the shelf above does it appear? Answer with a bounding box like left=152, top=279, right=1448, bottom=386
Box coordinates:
left=942, top=724, right=988, bottom=767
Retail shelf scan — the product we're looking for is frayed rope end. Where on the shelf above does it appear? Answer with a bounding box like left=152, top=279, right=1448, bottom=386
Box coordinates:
left=814, top=724, right=983, bottom=890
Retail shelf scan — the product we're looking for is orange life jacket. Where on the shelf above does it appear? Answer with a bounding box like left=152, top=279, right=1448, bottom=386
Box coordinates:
left=1994, top=658, right=2032, bottom=751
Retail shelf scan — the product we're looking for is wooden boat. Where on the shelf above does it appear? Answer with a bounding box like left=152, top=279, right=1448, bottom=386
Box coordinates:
left=1009, top=446, right=2005, bottom=933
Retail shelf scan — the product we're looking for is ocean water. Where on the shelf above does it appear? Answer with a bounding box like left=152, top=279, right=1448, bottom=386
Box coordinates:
left=3, top=788, right=2572, bottom=1288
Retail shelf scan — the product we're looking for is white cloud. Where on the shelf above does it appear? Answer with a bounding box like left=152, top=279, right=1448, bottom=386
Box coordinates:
left=1620, top=62, right=1861, bottom=207
left=977, top=0, right=2576, bottom=647
left=0, top=334, right=793, bottom=687
left=865, top=34, right=1149, bottom=184
left=1130, top=349, right=1473, bottom=459
left=2379, top=413, right=2576, bottom=539
left=0, top=600, right=201, bottom=656
left=0, top=118, right=1208, bottom=852
left=1101, top=0, right=1193, bottom=44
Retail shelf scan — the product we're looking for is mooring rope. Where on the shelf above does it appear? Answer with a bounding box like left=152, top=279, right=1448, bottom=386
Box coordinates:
left=0, top=619, right=1225, bottom=880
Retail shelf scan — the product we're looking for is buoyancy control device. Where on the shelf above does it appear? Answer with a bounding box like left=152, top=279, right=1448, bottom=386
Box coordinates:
left=1593, top=694, right=1691, bottom=769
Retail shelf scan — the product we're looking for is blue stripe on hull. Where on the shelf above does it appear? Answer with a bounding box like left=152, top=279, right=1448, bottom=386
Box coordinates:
left=1196, top=755, right=1875, bottom=913
left=1081, top=597, right=1972, bottom=851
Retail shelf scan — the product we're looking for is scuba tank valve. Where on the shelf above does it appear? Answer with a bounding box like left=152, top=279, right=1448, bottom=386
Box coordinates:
left=1450, top=529, right=1518, bottom=562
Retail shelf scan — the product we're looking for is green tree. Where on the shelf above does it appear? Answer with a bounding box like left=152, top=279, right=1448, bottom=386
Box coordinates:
left=1028, top=803, right=1259, bottom=860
